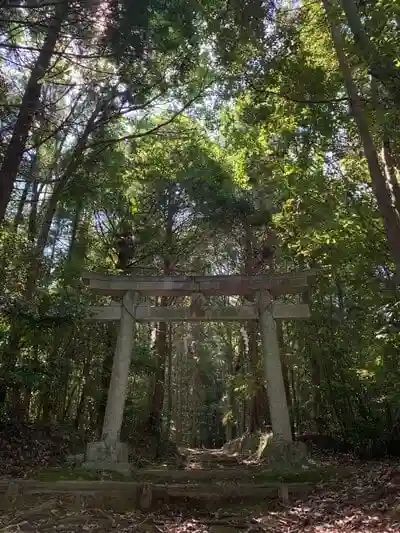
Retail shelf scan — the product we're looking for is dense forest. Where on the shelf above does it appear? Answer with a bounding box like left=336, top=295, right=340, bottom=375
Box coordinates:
left=0, top=0, right=399, bottom=466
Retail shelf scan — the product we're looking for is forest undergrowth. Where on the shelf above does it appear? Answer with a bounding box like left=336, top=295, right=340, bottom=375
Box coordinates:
left=0, top=458, right=399, bottom=533
left=0, top=423, right=399, bottom=533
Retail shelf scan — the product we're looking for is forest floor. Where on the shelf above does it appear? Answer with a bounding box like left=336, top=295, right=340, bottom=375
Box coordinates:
left=0, top=447, right=399, bottom=532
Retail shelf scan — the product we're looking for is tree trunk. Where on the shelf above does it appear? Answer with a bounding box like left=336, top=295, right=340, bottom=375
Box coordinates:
left=0, top=4, right=66, bottom=221
left=243, top=223, right=268, bottom=431
left=28, top=178, right=39, bottom=243
left=225, top=331, right=236, bottom=442
left=74, top=353, right=93, bottom=432
left=146, top=316, right=168, bottom=444
left=174, top=333, right=184, bottom=445
left=290, top=367, right=300, bottom=433
left=67, top=202, right=83, bottom=263
left=276, top=321, right=294, bottom=438
left=29, top=99, right=105, bottom=285
left=97, top=325, right=116, bottom=436
left=237, top=332, right=247, bottom=436
left=382, top=138, right=400, bottom=215
left=49, top=211, right=62, bottom=264
left=246, top=318, right=270, bottom=433
left=302, top=290, right=324, bottom=433
left=339, top=0, right=400, bottom=106
left=145, top=185, right=175, bottom=450
left=323, top=0, right=400, bottom=278
left=164, top=324, right=173, bottom=440
left=370, top=78, right=400, bottom=217
left=13, top=181, right=30, bottom=230
left=190, top=350, right=201, bottom=448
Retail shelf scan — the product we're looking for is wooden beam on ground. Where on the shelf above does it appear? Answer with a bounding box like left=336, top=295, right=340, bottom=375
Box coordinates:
left=82, top=271, right=316, bottom=297
left=87, top=302, right=310, bottom=322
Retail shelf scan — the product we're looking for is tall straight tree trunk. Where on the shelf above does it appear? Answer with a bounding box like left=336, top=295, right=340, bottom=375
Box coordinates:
left=74, top=352, right=93, bottom=432
left=322, top=0, right=400, bottom=278
left=0, top=4, right=66, bottom=221
left=97, top=325, right=116, bottom=436
left=67, top=202, right=83, bottom=263
left=145, top=184, right=175, bottom=451
left=225, top=331, right=236, bottom=442
left=276, top=321, right=294, bottom=438
left=243, top=223, right=268, bottom=431
left=174, top=332, right=186, bottom=445
left=190, top=348, right=201, bottom=448
left=303, top=289, right=324, bottom=433
left=28, top=179, right=40, bottom=243
left=13, top=181, right=30, bottom=230
left=146, top=314, right=168, bottom=446
left=237, top=332, right=247, bottom=435
left=290, top=367, right=300, bottom=433
left=164, top=324, right=173, bottom=440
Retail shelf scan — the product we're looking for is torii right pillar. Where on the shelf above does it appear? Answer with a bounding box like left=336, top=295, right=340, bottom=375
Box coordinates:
left=258, top=290, right=293, bottom=442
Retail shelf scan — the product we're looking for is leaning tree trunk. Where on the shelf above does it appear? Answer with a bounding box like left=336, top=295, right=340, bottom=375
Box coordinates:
left=322, top=0, right=400, bottom=278
left=0, top=4, right=66, bottom=221
left=370, top=78, right=400, bottom=217
left=382, top=139, right=400, bottom=216
left=28, top=100, right=105, bottom=289
left=339, top=0, right=400, bottom=106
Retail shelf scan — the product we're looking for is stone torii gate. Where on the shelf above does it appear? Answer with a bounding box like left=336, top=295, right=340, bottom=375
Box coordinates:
left=82, top=271, right=315, bottom=471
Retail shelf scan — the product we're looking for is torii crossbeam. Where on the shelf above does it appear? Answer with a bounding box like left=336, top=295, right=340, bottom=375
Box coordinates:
left=82, top=270, right=316, bottom=471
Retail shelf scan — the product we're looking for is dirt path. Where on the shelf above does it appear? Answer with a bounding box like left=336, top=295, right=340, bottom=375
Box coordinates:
left=182, top=447, right=253, bottom=472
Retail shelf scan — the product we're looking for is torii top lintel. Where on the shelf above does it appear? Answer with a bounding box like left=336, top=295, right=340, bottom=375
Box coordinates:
left=81, top=271, right=316, bottom=297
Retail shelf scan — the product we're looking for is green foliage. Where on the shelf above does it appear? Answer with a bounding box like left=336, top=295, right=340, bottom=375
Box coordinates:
left=0, top=0, right=399, bottom=465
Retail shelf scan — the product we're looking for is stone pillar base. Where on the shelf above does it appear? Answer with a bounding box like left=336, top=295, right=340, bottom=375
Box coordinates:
left=82, top=441, right=131, bottom=477
left=258, top=440, right=308, bottom=466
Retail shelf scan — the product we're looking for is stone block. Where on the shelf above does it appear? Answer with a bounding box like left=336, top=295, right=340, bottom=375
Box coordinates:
left=65, top=453, right=85, bottom=466
left=258, top=439, right=308, bottom=465
left=86, top=440, right=129, bottom=463
left=81, top=460, right=132, bottom=477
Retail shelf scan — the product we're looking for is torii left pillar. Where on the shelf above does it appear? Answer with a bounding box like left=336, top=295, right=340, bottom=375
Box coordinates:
left=258, top=290, right=307, bottom=464
left=83, top=291, right=138, bottom=475
left=258, top=290, right=292, bottom=441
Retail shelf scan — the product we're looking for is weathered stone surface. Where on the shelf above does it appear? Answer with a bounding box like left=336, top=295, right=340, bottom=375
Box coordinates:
left=82, top=271, right=316, bottom=297
left=259, top=291, right=292, bottom=442
left=258, top=440, right=308, bottom=465
left=223, top=432, right=308, bottom=466
left=222, top=431, right=267, bottom=456
left=0, top=479, right=313, bottom=512
left=86, top=440, right=129, bottom=463
left=65, top=453, right=85, bottom=465
left=255, top=432, right=274, bottom=459
left=101, top=292, right=138, bottom=443
left=83, top=441, right=132, bottom=476
left=81, top=460, right=132, bottom=477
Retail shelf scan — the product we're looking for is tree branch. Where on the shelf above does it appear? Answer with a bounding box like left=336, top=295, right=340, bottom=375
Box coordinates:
left=90, top=85, right=212, bottom=148
left=247, top=80, right=349, bottom=105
